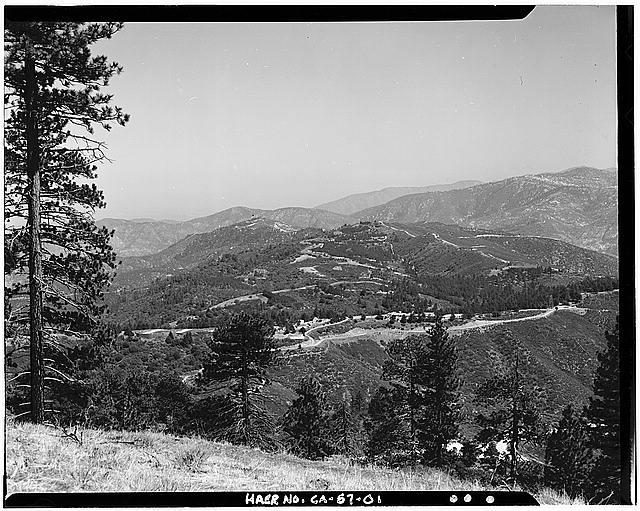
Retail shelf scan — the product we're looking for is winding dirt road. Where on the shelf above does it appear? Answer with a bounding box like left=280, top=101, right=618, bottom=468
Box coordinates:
left=139, top=305, right=590, bottom=352
left=208, top=280, right=382, bottom=310
left=281, top=305, right=589, bottom=350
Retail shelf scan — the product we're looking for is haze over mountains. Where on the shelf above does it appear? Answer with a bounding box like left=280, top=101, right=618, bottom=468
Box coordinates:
left=316, top=180, right=482, bottom=216
left=99, top=166, right=618, bottom=257
left=112, top=216, right=618, bottom=292
left=98, top=207, right=355, bottom=257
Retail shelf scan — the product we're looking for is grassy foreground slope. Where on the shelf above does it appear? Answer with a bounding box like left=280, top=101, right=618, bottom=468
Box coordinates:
left=5, top=421, right=581, bottom=504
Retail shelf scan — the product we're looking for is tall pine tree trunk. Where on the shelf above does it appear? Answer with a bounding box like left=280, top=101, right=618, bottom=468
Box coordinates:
left=436, top=406, right=443, bottom=466
left=24, top=38, right=45, bottom=424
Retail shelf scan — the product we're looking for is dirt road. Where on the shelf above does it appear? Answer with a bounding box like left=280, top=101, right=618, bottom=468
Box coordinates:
left=208, top=280, right=382, bottom=310
left=286, top=305, right=589, bottom=349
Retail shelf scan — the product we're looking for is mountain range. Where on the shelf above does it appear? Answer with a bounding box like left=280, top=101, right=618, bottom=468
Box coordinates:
left=316, top=180, right=482, bottom=216
left=97, top=169, right=620, bottom=434
left=356, top=167, right=618, bottom=255
left=99, top=166, right=618, bottom=258
left=98, top=206, right=355, bottom=257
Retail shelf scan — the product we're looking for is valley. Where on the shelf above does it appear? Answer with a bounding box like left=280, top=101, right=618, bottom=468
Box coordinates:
left=122, top=291, right=617, bottom=431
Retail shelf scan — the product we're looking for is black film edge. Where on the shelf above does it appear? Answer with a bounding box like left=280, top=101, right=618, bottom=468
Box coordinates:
left=4, top=491, right=539, bottom=507
left=4, top=5, right=535, bottom=23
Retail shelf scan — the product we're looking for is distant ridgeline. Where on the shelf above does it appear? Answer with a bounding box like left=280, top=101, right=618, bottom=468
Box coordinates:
left=99, top=166, right=617, bottom=257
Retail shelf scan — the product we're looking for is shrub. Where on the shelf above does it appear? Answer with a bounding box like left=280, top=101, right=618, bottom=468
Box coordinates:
left=174, top=444, right=210, bottom=472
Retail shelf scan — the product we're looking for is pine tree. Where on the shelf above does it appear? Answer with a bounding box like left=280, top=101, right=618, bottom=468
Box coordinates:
left=584, top=318, right=620, bottom=503
left=199, top=312, right=276, bottom=447
left=474, top=338, right=543, bottom=483
left=351, top=388, right=367, bottom=417
left=364, top=386, right=406, bottom=465
left=329, top=389, right=365, bottom=458
left=417, top=316, right=461, bottom=467
left=4, top=22, right=129, bottom=423
left=382, top=335, right=430, bottom=464
left=154, top=374, right=192, bottom=434
left=543, top=404, right=593, bottom=499
left=283, top=377, right=331, bottom=460
left=460, top=439, right=481, bottom=467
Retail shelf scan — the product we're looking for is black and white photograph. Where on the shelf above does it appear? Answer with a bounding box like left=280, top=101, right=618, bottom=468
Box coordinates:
left=3, top=5, right=632, bottom=506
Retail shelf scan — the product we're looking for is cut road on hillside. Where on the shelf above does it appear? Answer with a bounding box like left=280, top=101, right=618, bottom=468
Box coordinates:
left=140, top=305, right=591, bottom=346
left=207, top=280, right=383, bottom=310
left=279, top=305, right=590, bottom=350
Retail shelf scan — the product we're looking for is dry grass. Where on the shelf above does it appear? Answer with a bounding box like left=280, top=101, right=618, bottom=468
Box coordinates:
left=6, top=420, right=581, bottom=504
left=173, top=444, right=210, bottom=472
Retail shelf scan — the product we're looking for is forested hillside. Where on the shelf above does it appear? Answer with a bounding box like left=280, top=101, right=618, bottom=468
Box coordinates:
left=104, top=219, right=617, bottom=329
left=99, top=207, right=355, bottom=257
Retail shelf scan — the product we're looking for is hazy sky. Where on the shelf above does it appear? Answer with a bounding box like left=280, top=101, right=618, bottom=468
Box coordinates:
left=92, top=6, right=617, bottom=220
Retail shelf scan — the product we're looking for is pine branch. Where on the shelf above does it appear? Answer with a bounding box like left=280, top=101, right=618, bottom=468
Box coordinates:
left=6, top=371, right=31, bottom=383
left=44, top=365, right=79, bottom=382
